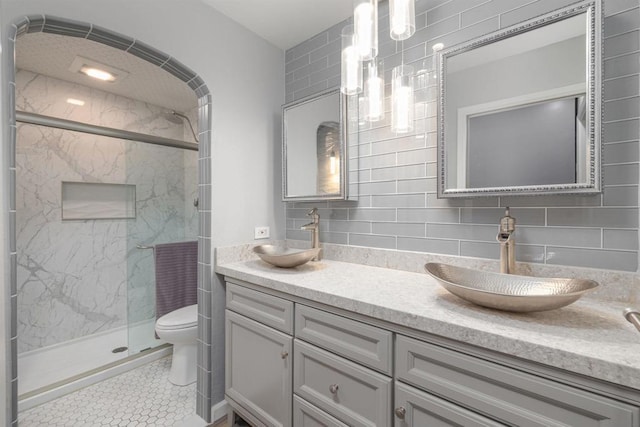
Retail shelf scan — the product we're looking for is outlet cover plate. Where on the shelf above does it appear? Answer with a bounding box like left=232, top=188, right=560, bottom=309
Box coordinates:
left=254, top=226, right=270, bottom=239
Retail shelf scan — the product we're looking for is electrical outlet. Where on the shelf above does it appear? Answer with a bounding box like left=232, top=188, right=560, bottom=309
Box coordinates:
left=254, top=226, right=270, bottom=239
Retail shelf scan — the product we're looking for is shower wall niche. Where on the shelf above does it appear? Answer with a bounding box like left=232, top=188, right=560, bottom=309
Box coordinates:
left=16, top=69, right=198, bottom=361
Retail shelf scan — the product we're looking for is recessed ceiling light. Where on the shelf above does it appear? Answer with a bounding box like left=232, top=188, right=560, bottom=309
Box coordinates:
left=79, top=66, right=115, bottom=82
left=68, top=55, right=129, bottom=83
left=66, top=98, right=85, bottom=106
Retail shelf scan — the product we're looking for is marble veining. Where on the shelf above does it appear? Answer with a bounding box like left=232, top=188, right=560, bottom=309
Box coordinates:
left=16, top=70, right=197, bottom=353
left=216, top=244, right=640, bottom=390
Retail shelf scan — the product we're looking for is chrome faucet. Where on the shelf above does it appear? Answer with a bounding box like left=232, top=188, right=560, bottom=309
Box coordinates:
left=300, top=207, right=321, bottom=261
left=496, top=207, right=516, bottom=274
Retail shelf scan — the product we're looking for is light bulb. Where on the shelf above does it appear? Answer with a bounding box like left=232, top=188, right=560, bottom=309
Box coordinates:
left=364, top=59, right=385, bottom=122
left=341, top=25, right=362, bottom=95
left=330, top=151, right=337, bottom=175
left=391, top=65, right=415, bottom=134
left=390, top=0, right=415, bottom=41
left=354, top=0, right=378, bottom=60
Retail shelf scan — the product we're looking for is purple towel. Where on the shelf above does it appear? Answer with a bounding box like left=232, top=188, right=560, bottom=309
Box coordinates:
left=155, top=241, right=198, bottom=322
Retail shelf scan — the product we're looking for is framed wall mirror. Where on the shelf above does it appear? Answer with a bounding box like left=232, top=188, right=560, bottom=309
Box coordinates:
left=437, top=0, right=602, bottom=198
left=283, top=89, right=354, bottom=201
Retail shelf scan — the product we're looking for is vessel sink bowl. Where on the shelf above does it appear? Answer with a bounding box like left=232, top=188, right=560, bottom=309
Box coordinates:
left=253, top=245, right=320, bottom=268
left=425, top=263, right=598, bottom=312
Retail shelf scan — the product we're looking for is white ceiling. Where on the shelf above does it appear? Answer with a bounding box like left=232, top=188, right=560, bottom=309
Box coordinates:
left=201, top=0, right=352, bottom=50
left=16, top=32, right=198, bottom=113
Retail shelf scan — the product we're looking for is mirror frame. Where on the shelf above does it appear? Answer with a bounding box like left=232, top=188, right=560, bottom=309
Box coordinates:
left=437, top=0, right=602, bottom=198
left=282, top=88, right=349, bottom=201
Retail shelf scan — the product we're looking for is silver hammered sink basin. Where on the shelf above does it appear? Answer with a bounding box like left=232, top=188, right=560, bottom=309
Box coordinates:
left=253, top=245, right=321, bottom=268
left=425, top=263, right=599, bottom=312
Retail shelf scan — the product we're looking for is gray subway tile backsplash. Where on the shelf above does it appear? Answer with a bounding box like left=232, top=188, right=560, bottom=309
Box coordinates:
left=517, top=226, right=602, bottom=248
left=604, top=7, right=640, bottom=38
left=349, top=233, right=397, bottom=249
left=604, top=228, right=639, bottom=250
left=283, top=0, right=640, bottom=272
left=603, top=141, right=639, bottom=164
left=602, top=163, right=639, bottom=185
left=605, top=96, right=640, bottom=121
left=460, top=207, right=545, bottom=226
left=604, top=30, right=640, bottom=59
left=398, top=236, right=459, bottom=255
left=547, top=207, right=639, bottom=228
left=499, top=0, right=579, bottom=28
left=348, top=208, right=396, bottom=222
left=546, top=246, right=638, bottom=272
left=602, top=185, right=639, bottom=206
left=604, top=75, right=639, bottom=101
left=372, top=222, right=426, bottom=238
left=604, top=52, right=640, bottom=79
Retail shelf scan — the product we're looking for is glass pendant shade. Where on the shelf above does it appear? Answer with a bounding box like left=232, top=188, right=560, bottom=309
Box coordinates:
left=364, top=59, right=385, bottom=122
left=353, top=0, right=378, bottom=60
left=341, top=25, right=362, bottom=95
left=390, top=0, right=415, bottom=41
left=391, top=65, right=415, bottom=133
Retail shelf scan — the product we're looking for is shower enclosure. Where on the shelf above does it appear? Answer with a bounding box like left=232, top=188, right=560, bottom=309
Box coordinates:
left=15, top=70, right=198, bottom=401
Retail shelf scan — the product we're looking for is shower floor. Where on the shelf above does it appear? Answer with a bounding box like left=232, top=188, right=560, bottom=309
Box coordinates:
left=19, top=319, right=162, bottom=396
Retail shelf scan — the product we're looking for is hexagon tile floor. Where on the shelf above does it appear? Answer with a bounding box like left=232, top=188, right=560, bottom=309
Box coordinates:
left=19, top=356, right=197, bottom=426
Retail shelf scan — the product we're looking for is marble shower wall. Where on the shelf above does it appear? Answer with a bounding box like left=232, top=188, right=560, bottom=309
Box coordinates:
left=16, top=70, right=198, bottom=353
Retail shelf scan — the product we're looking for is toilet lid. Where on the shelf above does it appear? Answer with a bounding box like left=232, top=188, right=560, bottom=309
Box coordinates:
left=156, top=304, right=198, bottom=330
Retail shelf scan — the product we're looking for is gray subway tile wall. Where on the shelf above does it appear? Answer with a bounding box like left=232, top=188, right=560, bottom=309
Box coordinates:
left=285, top=0, right=640, bottom=272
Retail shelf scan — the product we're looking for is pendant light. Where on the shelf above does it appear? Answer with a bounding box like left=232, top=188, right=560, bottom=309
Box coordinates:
left=364, top=59, right=385, bottom=122
left=341, top=24, right=362, bottom=95
left=389, top=0, right=415, bottom=41
left=353, top=0, right=378, bottom=60
left=391, top=64, right=414, bottom=133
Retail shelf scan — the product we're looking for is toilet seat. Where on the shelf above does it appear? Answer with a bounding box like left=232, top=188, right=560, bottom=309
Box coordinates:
left=156, top=304, right=198, bottom=330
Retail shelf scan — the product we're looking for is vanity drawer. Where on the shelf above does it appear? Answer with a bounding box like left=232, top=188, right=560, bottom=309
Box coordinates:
left=294, top=339, right=392, bottom=427
left=293, top=395, right=348, bottom=427
left=395, top=381, right=504, bottom=427
left=295, top=304, right=392, bottom=374
left=396, top=335, right=639, bottom=427
left=226, top=281, right=293, bottom=334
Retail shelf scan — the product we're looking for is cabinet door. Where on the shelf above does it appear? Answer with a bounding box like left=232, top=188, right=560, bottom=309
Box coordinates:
left=226, top=310, right=292, bottom=427
left=394, top=381, right=504, bottom=427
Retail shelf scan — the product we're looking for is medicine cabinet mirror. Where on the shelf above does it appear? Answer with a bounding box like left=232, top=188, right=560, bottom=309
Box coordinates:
left=438, top=0, right=602, bottom=198
left=283, top=89, right=356, bottom=201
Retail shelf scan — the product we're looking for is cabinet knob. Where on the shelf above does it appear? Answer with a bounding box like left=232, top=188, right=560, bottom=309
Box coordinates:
left=395, top=407, right=406, bottom=419
left=281, top=351, right=289, bottom=359
left=329, top=384, right=339, bottom=394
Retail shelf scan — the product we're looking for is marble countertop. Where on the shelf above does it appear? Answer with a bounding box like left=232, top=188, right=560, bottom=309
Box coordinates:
left=216, top=257, right=640, bottom=391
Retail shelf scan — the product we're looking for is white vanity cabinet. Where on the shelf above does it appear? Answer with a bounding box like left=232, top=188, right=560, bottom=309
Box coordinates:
left=225, top=283, right=294, bottom=427
left=224, top=278, right=640, bottom=427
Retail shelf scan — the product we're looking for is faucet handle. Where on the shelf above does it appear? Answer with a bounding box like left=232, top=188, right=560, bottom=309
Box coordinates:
left=307, top=207, right=318, bottom=216
left=499, top=207, right=515, bottom=233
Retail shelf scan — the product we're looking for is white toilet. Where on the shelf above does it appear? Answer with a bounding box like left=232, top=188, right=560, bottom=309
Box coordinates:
left=155, top=304, right=198, bottom=386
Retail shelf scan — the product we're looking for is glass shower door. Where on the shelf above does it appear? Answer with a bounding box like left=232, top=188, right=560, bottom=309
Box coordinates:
left=125, top=140, right=198, bottom=355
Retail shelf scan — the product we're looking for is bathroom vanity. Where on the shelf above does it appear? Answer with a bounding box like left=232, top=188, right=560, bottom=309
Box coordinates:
left=218, top=258, right=640, bottom=427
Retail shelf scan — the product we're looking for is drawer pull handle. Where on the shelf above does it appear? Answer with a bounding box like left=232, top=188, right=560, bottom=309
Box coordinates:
left=395, top=407, right=406, bottom=419
left=329, top=384, right=339, bottom=394
left=281, top=351, right=289, bottom=359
